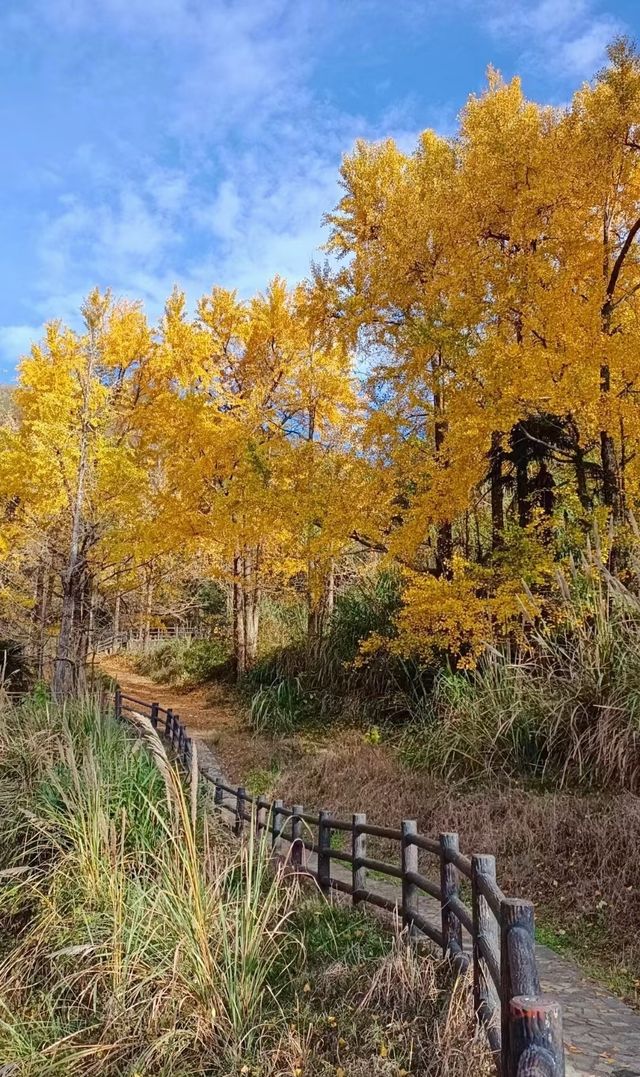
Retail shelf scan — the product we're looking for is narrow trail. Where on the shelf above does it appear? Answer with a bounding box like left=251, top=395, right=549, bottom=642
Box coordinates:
left=100, top=658, right=640, bottom=1077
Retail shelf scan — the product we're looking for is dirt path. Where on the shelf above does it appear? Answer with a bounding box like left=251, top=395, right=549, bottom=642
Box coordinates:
left=100, top=656, right=241, bottom=737
left=99, top=656, right=280, bottom=782
left=101, top=658, right=640, bottom=1077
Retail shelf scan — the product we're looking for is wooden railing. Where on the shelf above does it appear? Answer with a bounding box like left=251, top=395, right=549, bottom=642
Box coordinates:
left=95, top=625, right=208, bottom=655
left=115, top=688, right=565, bottom=1077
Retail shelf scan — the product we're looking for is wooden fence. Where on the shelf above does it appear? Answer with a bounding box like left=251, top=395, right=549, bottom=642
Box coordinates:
left=95, top=625, right=208, bottom=655
left=115, top=687, right=565, bottom=1077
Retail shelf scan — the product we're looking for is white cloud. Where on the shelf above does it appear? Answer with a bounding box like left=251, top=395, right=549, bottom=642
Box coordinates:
left=21, top=0, right=349, bottom=328
left=483, top=0, right=624, bottom=80
left=560, top=17, right=621, bottom=76
left=0, top=325, right=41, bottom=374
left=0, top=0, right=469, bottom=343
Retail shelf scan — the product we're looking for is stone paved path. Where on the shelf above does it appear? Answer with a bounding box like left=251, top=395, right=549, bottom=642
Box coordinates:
left=115, top=670, right=640, bottom=1077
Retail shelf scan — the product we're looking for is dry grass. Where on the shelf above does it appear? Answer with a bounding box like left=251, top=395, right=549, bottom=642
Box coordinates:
left=0, top=694, right=490, bottom=1075
left=301, top=944, right=493, bottom=1076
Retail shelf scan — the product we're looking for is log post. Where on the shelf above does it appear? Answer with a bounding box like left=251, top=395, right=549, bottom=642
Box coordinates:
left=114, top=686, right=122, bottom=719
left=401, top=819, right=418, bottom=938
left=272, top=799, right=284, bottom=854
left=352, top=813, right=367, bottom=905
left=509, top=995, right=564, bottom=1077
left=164, top=707, right=173, bottom=738
left=150, top=701, right=159, bottom=730
left=235, top=787, right=246, bottom=837
left=471, top=853, right=498, bottom=1018
left=500, top=898, right=539, bottom=1077
left=257, top=795, right=268, bottom=841
left=439, top=832, right=462, bottom=956
left=317, top=810, right=332, bottom=896
left=291, top=804, right=304, bottom=870
left=214, top=777, right=223, bottom=807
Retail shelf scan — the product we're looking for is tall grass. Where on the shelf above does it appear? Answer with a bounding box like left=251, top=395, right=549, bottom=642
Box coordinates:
left=0, top=693, right=487, bottom=1074
left=245, top=570, right=405, bottom=732
left=0, top=696, right=302, bottom=1073
left=400, top=558, right=640, bottom=790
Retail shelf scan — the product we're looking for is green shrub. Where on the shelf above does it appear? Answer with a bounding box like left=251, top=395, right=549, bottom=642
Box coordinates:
left=243, top=570, right=407, bottom=728
left=133, top=637, right=231, bottom=685
left=250, top=676, right=320, bottom=734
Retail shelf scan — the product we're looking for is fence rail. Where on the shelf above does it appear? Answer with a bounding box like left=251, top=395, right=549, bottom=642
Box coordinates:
left=95, top=625, right=209, bottom=655
left=114, top=687, right=564, bottom=1077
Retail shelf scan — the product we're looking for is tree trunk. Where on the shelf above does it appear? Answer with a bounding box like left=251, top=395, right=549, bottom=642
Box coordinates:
left=113, top=591, right=121, bottom=641
left=489, top=431, right=505, bottom=549
left=87, top=576, right=96, bottom=655
left=54, top=564, right=86, bottom=700
left=307, top=561, right=334, bottom=661
left=143, top=570, right=154, bottom=649
left=434, top=368, right=452, bottom=577
left=53, top=515, right=89, bottom=701
left=600, top=424, right=622, bottom=518
left=435, top=523, right=453, bottom=577
left=599, top=360, right=622, bottom=519
left=233, top=551, right=246, bottom=677
left=243, top=545, right=260, bottom=670
left=36, top=565, right=54, bottom=680
left=52, top=306, right=100, bottom=701
left=574, top=445, right=592, bottom=513
left=511, top=423, right=531, bottom=528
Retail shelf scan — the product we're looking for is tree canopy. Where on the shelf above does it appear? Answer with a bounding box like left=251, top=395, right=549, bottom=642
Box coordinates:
left=2, top=40, right=640, bottom=694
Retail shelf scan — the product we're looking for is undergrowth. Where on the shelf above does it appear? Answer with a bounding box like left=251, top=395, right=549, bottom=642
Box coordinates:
left=0, top=693, right=489, bottom=1075
left=132, top=636, right=231, bottom=686
left=398, top=560, right=640, bottom=790
left=245, top=557, right=640, bottom=794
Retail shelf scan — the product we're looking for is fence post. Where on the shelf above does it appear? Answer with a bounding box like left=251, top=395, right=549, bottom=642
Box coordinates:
left=235, top=787, right=246, bottom=837
left=317, top=810, right=332, bottom=896
left=500, top=898, right=539, bottom=1077
left=150, top=702, right=159, bottom=730
left=183, top=736, right=191, bottom=767
left=291, top=804, right=304, bottom=871
left=114, top=687, right=122, bottom=719
left=352, top=813, right=367, bottom=905
left=509, top=996, right=564, bottom=1077
left=165, top=707, right=173, bottom=738
left=272, top=799, right=284, bottom=854
left=214, top=777, right=223, bottom=807
left=471, top=853, right=497, bottom=1019
left=439, top=832, right=462, bottom=956
left=401, top=819, right=418, bottom=937
left=257, top=795, right=268, bottom=841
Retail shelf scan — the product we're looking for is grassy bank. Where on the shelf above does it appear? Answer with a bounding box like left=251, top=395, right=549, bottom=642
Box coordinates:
left=0, top=693, right=488, bottom=1075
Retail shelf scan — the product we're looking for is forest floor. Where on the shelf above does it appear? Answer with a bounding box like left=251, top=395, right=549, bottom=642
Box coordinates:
left=99, top=655, right=640, bottom=1077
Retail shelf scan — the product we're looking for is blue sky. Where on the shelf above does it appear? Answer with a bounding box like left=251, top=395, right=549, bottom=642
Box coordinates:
left=0, top=0, right=638, bottom=378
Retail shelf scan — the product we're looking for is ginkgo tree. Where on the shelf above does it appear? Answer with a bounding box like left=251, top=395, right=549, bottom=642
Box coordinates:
left=150, top=275, right=383, bottom=673
left=2, top=38, right=640, bottom=684
left=0, top=291, right=160, bottom=697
